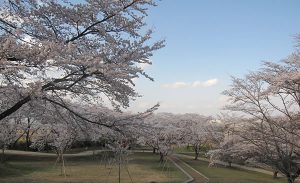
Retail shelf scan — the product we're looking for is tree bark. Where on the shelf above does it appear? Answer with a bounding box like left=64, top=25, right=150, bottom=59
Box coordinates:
left=25, top=130, right=30, bottom=150
left=25, top=118, right=31, bottom=150
left=194, top=146, right=199, bottom=160
left=194, top=150, right=199, bottom=160
left=273, top=171, right=278, bottom=179
left=152, top=148, right=156, bottom=154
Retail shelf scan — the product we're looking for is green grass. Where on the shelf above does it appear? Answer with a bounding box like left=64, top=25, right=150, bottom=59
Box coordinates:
left=180, top=157, right=288, bottom=183
left=2, top=150, right=294, bottom=183
left=0, top=152, right=187, bottom=183
left=172, top=146, right=194, bottom=153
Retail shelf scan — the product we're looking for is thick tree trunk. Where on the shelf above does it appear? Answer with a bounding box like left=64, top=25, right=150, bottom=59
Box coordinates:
left=273, top=171, right=278, bottom=179
left=152, top=148, right=156, bottom=154
left=193, top=145, right=199, bottom=160
left=0, top=95, right=31, bottom=121
left=25, top=130, right=30, bottom=150
left=228, top=161, right=232, bottom=167
left=1, top=148, right=5, bottom=163
left=25, top=118, right=31, bottom=150
left=194, top=150, right=199, bottom=160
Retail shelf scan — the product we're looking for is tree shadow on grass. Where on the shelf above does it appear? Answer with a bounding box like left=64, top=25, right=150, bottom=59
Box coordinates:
left=0, top=154, right=57, bottom=178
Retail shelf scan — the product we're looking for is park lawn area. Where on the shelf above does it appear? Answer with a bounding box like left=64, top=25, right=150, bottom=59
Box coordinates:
left=179, top=156, right=288, bottom=183
left=0, top=152, right=187, bottom=183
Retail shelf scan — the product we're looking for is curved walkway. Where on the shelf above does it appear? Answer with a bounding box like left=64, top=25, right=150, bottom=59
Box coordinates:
left=169, top=156, right=209, bottom=183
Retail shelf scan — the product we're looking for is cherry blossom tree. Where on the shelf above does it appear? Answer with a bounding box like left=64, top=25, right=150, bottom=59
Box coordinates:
left=141, top=113, right=180, bottom=162
left=0, top=119, right=20, bottom=162
left=223, top=37, right=300, bottom=183
left=178, top=113, right=220, bottom=160
left=11, top=101, right=47, bottom=150
left=31, top=122, right=78, bottom=176
left=208, top=114, right=252, bottom=167
left=0, top=0, right=164, bottom=128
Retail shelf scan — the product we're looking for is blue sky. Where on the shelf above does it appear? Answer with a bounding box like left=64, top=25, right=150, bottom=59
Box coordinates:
left=128, top=0, right=300, bottom=116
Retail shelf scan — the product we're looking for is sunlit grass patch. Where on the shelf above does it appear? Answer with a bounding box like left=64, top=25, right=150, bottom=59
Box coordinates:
left=180, top=157, right=288, bottom=183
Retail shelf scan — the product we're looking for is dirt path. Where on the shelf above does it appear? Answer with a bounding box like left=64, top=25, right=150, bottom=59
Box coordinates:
left=169, top=156, right=209, bottom=183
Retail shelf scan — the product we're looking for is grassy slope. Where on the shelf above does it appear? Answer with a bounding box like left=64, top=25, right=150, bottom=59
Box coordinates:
left=0, top=152, right=186, bottom=183
left=180, top=157, right=287, bottom=183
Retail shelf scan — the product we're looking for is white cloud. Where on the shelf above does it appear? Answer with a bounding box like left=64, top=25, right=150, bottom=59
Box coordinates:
left=195, top=78, right=218, bottom=87
left=161, top=81, right=189, bottom=89
left=162, top=78, right=219, bottom=89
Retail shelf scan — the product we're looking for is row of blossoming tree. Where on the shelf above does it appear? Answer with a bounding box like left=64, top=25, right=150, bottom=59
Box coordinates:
left=139, top=112, right=222, bottom=162
left=0, top=1, right=223, bottom=171
left=1, top=1, right=300, bottom=183
left=210, top=36, right=300, bottom=183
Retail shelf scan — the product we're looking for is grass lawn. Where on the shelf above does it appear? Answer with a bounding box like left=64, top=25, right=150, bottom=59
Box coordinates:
left=0, top=152, right=187, bottom=183
left=179, top=156, right=288, bottom=183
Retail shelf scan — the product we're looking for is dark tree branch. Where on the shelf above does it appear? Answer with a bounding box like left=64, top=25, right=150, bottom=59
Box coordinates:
left=0, top=95, right=31, bottom=121
left=66, top=0, right=139, bottom=43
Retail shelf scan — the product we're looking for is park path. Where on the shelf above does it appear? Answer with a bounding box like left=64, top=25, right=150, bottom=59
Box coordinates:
left=169, top=156, right=209, bottom=183
left=4, top=149, right=105, bottom=157
left=4, top=149, right=153, bottom=157
left=5, top=149, right=56, bottom=156
left=176, top=153, right=277, bottom=177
